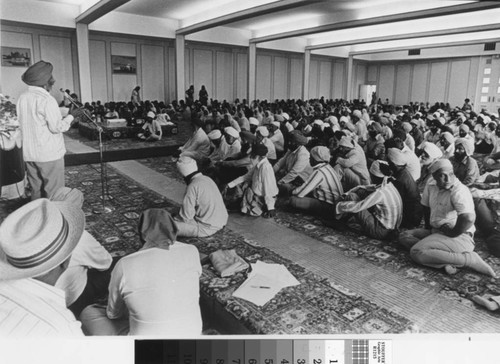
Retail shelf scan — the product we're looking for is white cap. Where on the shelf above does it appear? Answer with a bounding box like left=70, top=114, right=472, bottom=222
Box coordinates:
left=256, top=126, right=269, bottom=137
left=224, top=126, right=239, bottom=138
left=208, top=130, right=222, bottom=140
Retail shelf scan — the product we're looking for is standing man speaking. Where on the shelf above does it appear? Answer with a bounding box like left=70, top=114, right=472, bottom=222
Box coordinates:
left=17, top=60, right=77, bottom=200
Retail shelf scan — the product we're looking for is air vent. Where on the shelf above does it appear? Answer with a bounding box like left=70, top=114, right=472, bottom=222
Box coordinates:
left=408, top=49, right=421, bottom=56
left=484, top=42, right=496, bottom=51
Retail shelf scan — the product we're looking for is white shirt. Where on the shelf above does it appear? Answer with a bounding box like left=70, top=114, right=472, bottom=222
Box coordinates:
left=16, top=86, right=74, bottom=162
left=107, top=244, right=202, bottom=336
left=0, top=278, right=83, bottom=337
left=56, top=231, right=112, bottom=306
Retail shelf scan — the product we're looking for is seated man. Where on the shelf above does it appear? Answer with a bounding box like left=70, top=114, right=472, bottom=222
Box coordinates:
left=0, top=198, right=85, bottom=336
left=417, top=141, right=443, bottom=193
left=450, top=138, right=479, bottom=186
left=398, top=159, right=497, bottom=277
left=255, top=126, right=277, bottom=163
left=334, top=171, right=402, bottom=240
left=227, top=144, right=278, bottom=217
left=80, top=209, right=202, bottom=336
left=289, top=146, right=343, bottom=217
left=269, top=121, right=285, bottom=157
left=174, top=156, right=228, bottom=237
left=333, top=135, right=371, bottom=190
left=175, top=118, right=211, bottom=161
left=386, top=149, right=423, bottom=229
left=273, top=130, right=313, bottom=196
left=137, top=111, right=162, bottom=141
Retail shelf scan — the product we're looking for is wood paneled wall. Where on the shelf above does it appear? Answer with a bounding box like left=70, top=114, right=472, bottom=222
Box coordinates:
left=366, top=58, right=480, bottom=107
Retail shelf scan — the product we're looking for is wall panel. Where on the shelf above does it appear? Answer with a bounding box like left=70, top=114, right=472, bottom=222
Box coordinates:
left=410, top=63, right=428, bottom=103
left=89, top=40, right=107, bottom=102
left=289, top=58, right=303, bottom=99
left=256, top=54, right=272, bottom=101
left=235, top=53, right=247, bottom=101
left=428, top=62, right=448, bottom=103
left=378, top=65, right=395, bottom=103
left=318, top=61, right=332, bottom=99
left=332, top=62, right=345, bottom=99
left=141, top=44, right=164, bottom=102
left=40, top=35, right=74, bottom=101
left=193, top=48, right=213, bottom=99
left=166, top=47, right=175, bottom=103
left=110, top=42, right=137, bottom=101
left=367, top=64, right=378, bottom=84
left=394, top=64, right=411, bottom=105
left=215, top=51, right=233, bottom=102
left=1, top=31, right=33, bottom=99
left=448, top=60, right=470, bottom=108
left=308, top=59, right=319, bottom=99
left=273, top=56, right=288, bottom=100
left=354, top=63, right=367, bottom=101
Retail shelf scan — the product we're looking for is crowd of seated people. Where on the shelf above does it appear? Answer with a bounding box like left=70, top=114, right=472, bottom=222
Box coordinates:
left=3, top=93, right=500, bottom=337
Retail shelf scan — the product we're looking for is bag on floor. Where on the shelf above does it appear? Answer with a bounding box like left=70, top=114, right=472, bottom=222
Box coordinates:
left=209, top=249, right=249, bottom=277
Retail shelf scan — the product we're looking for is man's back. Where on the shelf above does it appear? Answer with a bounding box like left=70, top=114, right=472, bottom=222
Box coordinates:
left=0, top=278, right=83, bottom=337
left=107, top=244, right=202, bottom=336
left=180, top=174, right=228, bottom=229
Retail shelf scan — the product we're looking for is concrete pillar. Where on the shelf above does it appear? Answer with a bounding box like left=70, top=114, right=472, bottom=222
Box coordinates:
left=248, top=42, right=256, bottom=103
left=346, top=54, right=354, bottom=101
left=175, top=34, right=185, bottom=102
left=302, top=49, right=311, bottom=100
left=75, top=23, right=92, bottom=103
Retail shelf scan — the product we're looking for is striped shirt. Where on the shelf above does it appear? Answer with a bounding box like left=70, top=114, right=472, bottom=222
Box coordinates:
left=16, top=86, right=74, bottom=162
left=0, top=279, right=83, bottom=337
left=293, top=163, right=343, bottom=205
left=336, top=178, right=403, bottom=230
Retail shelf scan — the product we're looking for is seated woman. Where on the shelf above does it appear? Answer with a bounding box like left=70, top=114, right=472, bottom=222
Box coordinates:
left=137, top=112, right=162, bottom=141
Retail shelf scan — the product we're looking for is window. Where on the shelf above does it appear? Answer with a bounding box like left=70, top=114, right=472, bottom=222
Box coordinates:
left=484, top=68, right=491, bottom=75
left=481, top=96, right=488, bottom=102
left=497, top=86, right=500, bottom=94
left=482, top=86, right=489, bottom=93
left=483, top=78, right=491, bottom=84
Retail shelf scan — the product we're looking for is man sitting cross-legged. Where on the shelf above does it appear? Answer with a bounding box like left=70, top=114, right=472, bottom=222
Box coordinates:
left=333, top=162, right=403, bottom=241
left=288, top=146, right=343, bottom=217
left=398, top=159, right=497, bottom=277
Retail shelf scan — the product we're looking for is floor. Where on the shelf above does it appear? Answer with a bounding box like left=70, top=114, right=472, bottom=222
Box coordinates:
left=2, top=124, right=500, bottom=334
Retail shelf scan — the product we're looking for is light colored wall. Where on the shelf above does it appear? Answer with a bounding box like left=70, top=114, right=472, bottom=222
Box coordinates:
left=0, top=23, right=76, bottom=104
left=368, top=57, right=479, bottom=107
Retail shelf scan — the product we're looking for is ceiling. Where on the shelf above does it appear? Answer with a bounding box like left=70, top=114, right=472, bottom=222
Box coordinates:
left=26, top=0, right=500, bottom=58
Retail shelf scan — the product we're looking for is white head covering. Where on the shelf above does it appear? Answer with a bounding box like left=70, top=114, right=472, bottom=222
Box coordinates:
left=208, top=130, right=222, bottom=140
left=256, top=126, right=269, bottom=137
left=176, top=156, right=198, bottom=177
left=224, top=126, right=239, bottom=139
left=249, top=117, right=259, bottom=126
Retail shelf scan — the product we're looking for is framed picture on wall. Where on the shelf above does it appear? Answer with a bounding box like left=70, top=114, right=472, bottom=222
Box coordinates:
left=112, top=55, right=137, bottom=74
left=1, top=47, right=31, bottom=67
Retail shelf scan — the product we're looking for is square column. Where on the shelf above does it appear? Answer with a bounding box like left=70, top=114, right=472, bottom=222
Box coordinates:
left=175, top=34, right=185, bottom=102
left=75, top=23, right=92, bottom=103
left=302, top=49, right=311, bottom=100
left=248, top=42, right=256, bottom=103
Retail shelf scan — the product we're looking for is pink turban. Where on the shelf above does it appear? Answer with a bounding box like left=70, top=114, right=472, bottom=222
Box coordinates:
left=22, top=60, right=53, bottom=87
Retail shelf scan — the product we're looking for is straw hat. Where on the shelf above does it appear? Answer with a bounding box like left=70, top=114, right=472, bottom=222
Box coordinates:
left=0, top=199, right=84, bottom=281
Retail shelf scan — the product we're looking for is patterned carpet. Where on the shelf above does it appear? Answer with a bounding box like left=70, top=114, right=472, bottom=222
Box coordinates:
left=0, top=162, right=418, bottom=334
left=139, top=158, right=500, bottom=323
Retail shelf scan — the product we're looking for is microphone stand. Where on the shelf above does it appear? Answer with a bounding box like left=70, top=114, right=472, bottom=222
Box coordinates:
left=63, top=91, right=112, bottom=214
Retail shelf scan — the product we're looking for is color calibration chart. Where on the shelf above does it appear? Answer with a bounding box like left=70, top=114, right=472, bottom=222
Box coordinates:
left=135, top=339, right=391, bottom=364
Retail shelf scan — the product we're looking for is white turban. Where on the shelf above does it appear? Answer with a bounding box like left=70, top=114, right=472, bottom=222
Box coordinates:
left=256, top=126, right=269, bottom=137
left=176, top=156, right=197, bottom=177
left=224, top=126, right=239, bottom=139
left=208, top=130, right=222, bottom=140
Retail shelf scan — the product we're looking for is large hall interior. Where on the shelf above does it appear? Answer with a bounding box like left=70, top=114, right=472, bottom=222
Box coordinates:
left=2, top=0, right=500, bottom=338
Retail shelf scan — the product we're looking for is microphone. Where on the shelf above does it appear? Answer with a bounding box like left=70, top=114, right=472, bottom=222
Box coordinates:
left=60, top=88, right=78, bottom=104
